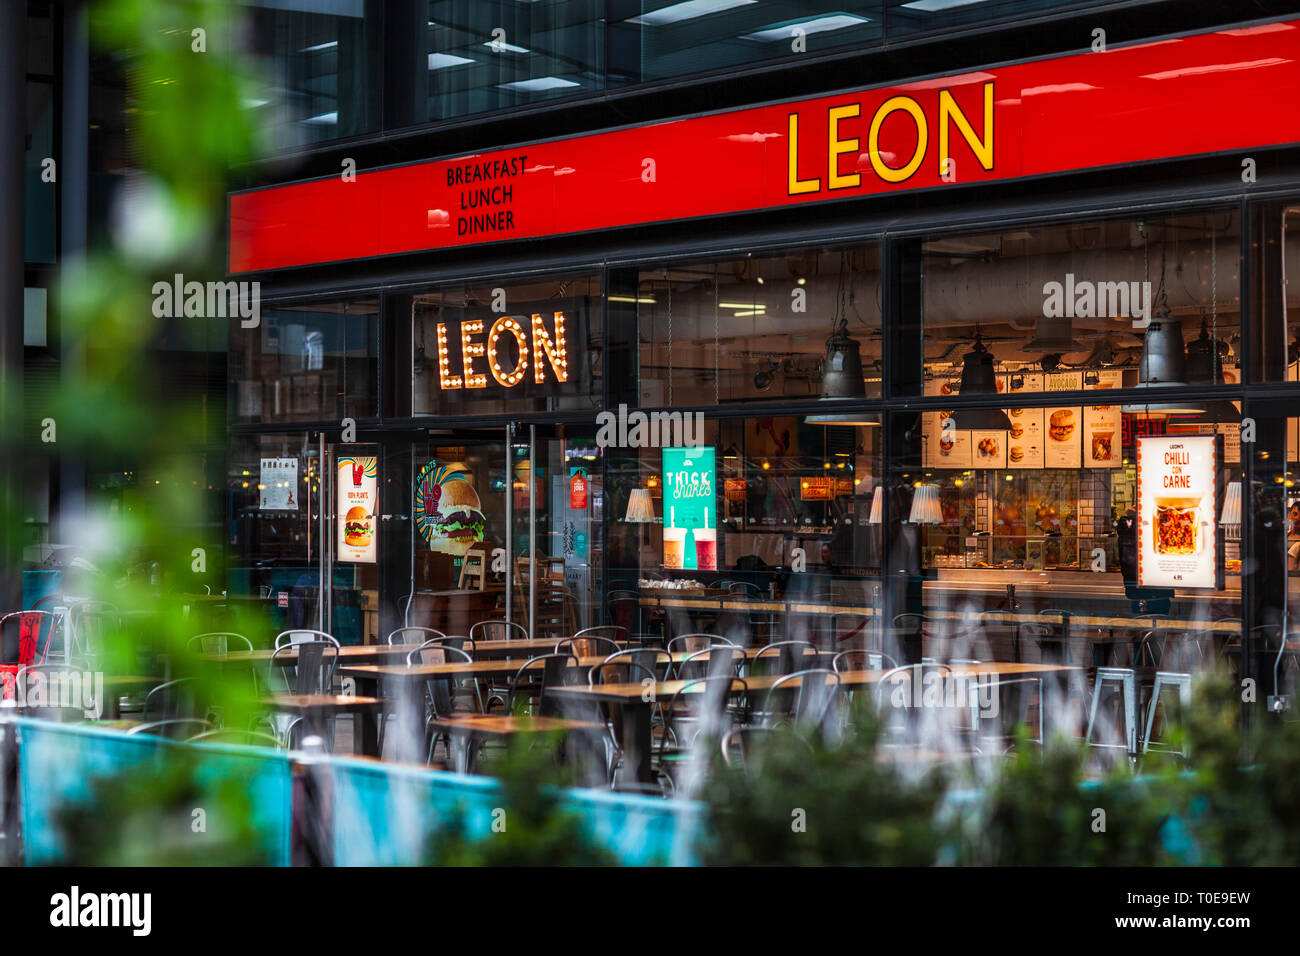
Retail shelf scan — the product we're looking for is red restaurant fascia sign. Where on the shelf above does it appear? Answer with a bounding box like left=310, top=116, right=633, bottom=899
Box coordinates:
left=229, top=19, right=1300, bottom=274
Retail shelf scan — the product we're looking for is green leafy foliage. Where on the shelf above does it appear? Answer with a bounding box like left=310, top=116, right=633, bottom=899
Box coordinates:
left=423, top=734, right=618, bottom=866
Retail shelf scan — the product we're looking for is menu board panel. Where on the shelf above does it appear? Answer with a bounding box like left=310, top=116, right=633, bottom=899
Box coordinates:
left=923, top=377, right=971, bottom=468
left=1006, top=406, right=1043, bottom=468
left=972, top=429, right=1007, bottom=469
left=1044, top=406, right=1082, bottom=468
left=1137, top=435, right=1220, bottom=589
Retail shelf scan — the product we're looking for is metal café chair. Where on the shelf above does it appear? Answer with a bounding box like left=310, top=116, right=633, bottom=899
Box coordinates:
left=128, top=718, right=214, bottom=739
left=748, top=640, right=817, bottom=678
left=142, top=677, right=198, bottom=723
left=871, top=662, right=953, bottom=745
left=189, top=728, right=283, bottom=748
left=757, top=669, right=841, bottom=732
left=472, top=620, right=529, bottom=712
left=267, top=639, right=340, bottom=749
left=572, top=625, right=628, bottom=647
left=386, top=625, right=452, bottom=647
left=65, top=601, right=121, bottom=666
left=656, top=676, right=750, bottom=793
left=0, top=611, right=58, bottom=686
left=587, top=658, right=660, bottom=785
left=187, top=632, right=254, bottom=656
left=832, top=648, right=899, bottom=673
left=274, top=628, right=341, bottom=650
left=676, top=645, right=745, bottom=681
left=667, top=633, right=737, bottom=656
left=407, top=640, right=478, bottom=765
left=556, top=634, right=622, bottom=659
left=504, top=651, right=579, bottom=717
left=720, top=725, right=815, bottom=771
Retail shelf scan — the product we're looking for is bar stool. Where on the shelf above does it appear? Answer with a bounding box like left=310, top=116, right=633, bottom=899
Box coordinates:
left=1085, top=667, right=1138, bottom=757
left=1142, top=671, right=1192, bottom=757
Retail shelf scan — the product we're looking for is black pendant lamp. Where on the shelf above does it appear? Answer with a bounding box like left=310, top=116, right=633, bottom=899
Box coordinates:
left=951, top=334, right=1012, bottom=431
left=820, top=316, right=866, bottom=400
left=1123, top=237, right=1202, bottom=419
left=1184, top=319, right=1239, bottom=422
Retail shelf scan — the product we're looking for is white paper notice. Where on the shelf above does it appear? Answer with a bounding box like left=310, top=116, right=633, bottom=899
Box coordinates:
left=260, top=458, right=299, bottom=511
left=1137, top=435, right=1218, bottom=589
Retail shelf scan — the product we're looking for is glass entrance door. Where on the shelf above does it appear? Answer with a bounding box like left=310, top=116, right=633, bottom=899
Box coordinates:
left=510, top=425, right=602, bottom=641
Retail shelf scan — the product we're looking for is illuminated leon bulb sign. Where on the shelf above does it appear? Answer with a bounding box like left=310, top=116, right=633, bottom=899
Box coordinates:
left=437, top=311, right=569, bottom=390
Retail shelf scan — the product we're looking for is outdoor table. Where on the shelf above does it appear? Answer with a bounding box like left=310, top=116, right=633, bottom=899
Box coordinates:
left=203, top=643, right=424, bottom=665
left=550, top=662, right=1079, bottom=786
left=428, top=714, right=605, bottom=773
left=257, top=693, right=387, bottom=756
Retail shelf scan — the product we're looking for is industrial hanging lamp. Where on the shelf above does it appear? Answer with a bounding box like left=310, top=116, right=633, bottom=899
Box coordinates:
left=810, top=251, right=869, bottom=424
left=1123, top=227, right=1203, bottom=419
left=950, top=332, right=1013, bottom=431
left=1180, top=225, right=1237, bottom=423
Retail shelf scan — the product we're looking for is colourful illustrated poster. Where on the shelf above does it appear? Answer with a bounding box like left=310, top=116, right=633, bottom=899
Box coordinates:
left=1137, top=435, right=1219, bottom=589
left=414, top=461, right=486, bottom=556
left=662, top=446, right=716, bottom=571
left=337, top=456, right=377, bottom=564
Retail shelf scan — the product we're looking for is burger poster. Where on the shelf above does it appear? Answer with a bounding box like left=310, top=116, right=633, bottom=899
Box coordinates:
left=1043, top=407, right=1082, bottom=468
left=1137, top=435, right=1220, bottom=589
left=337, top=456, right=377, bottom=564
left=414, top=462, right=487, bottom=556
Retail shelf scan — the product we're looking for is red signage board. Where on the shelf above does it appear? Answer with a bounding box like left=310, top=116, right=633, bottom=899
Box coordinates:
left=229, top=20, right=1300, bottom=274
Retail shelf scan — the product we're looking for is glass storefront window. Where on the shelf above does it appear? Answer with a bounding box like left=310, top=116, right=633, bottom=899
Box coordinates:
left=411, top=273, right=602, bottom=417
left=424, top=0, right=605, bottom=121
left=245, top=0, right=382, bottom=148
left=232, top=296, right=379, bottom=424
left=609, top=414, right=882, bottom=647
left=610, top=1, right=882, bottom=84
left=887, top=400, right=1243, bottom=671
left=629, top=244, right=883, bottom=408
left=903, top=210, right=1241, bottom=400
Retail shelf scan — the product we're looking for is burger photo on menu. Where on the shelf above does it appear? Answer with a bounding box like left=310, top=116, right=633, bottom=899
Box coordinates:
left=343, top=506, right=372, bottom=547
left=430, top=477, right=487, bottom=556
left=1049, top=409, right=1075, bottom=441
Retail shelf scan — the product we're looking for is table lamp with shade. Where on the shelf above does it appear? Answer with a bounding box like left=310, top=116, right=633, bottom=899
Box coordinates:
left=868, top=485, right=883, bottom=524
left=1219, top=480, right=1242, bottom=539
left=625, top=488, right=657, bottom=570
left=908, top=484, right=943, bottom=524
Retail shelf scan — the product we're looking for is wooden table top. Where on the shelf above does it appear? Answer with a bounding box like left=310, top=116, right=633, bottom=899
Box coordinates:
left=258, top=694, right=387, bottom=712
left=206, top=643, right=423, bottom=663
left=341, top=645, right=816, bottom=681
left=551, top=661, right=1079, bottom=703
left=427, top=714, right=604, bottom=736
left=638, top=592, right=1242, bottom=634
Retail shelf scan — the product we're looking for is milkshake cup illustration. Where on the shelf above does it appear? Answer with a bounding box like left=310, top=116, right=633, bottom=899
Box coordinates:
left=695, top=513, right=717, bottom=570
left=663, top=506, right=686, bottom=569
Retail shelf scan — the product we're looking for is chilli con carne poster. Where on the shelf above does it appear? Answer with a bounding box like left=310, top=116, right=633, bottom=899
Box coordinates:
left=337, top=456, right=378, bottom=564
left=1137, top=435, right=1220, bottom=589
